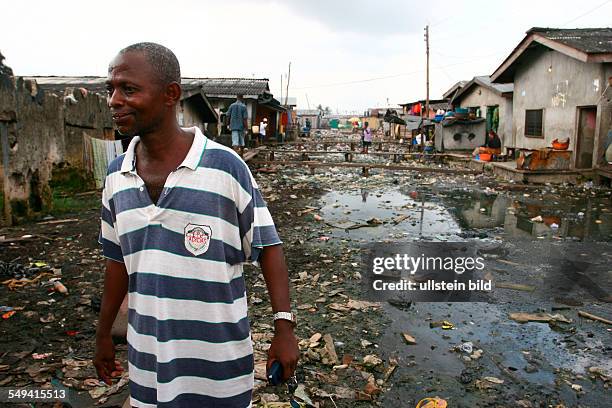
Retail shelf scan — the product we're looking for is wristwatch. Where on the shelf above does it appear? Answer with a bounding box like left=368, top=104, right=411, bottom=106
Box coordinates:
left=273, top=311, right=297, bottom=327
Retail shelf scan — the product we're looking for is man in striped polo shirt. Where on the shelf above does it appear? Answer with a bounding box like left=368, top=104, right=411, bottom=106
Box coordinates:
left=94, top=43, right=299, bottom=407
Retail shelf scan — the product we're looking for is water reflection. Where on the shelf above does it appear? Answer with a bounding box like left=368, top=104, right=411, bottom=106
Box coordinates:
left=447, top=191, right=611, bottom=241
left=319, top=189, right=461, bottom=241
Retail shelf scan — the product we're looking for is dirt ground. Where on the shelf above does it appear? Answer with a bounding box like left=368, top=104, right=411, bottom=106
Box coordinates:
left=1, top=157, right=611, bottom=407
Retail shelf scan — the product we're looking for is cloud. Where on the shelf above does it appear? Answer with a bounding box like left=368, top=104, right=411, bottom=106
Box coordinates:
left=270, top=0, right=423, bottom=36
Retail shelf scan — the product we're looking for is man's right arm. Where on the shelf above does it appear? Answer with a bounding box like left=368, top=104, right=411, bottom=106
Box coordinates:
left=94, top=259, right=128, bottom=384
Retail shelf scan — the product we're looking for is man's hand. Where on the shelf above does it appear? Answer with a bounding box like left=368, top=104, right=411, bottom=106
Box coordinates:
left=93, top=334, right=123, bottom=385
left=266, top=322, right=299, bottom=381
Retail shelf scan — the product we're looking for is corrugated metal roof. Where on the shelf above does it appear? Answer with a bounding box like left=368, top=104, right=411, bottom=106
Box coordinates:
left=182, top=77, right=269, bottom=98
left=442, top=81, right=468, bottom=99
left=492, top=27, right=612, bottom=83
left=452, top=75, right=513, bottom=103
left=25, top=76, right=271, bottom=99
left=25, top=76, right=107, bottom=93
left=529, top=27, right=612, bottom=54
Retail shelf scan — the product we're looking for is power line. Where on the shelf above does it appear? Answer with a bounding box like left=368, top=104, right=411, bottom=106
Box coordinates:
left=292, top=56, right=502, bottom=91
left=561, top=0, right=611, bottom=26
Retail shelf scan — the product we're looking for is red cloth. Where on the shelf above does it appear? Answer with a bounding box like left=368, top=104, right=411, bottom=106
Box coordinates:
left=281, top=112, right=288, bottom=126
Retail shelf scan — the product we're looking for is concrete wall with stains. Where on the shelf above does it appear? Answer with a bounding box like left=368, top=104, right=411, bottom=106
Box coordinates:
left=456, top=85, right=513, bottom=147
left=512, top=48, right=609, bottom=168
left=0, top=76, right=63, bottom=222
left=0, top=66, right=113, bottom=224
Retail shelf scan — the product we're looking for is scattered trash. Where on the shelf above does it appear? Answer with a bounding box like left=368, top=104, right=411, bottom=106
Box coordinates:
left=430, top=320, right=455, bottom=330
left=416, top=397, right=448, bottom=408
left=476, top=376, right=504, bottom=389
left=509, top=312, right=571, bottom=324
left=2, top=310, right=16, bottom=319
left=457, top=342, right=473, bottom=354
left=322, top=334, right=339, bottom=365
left=52, top=280, right=68, bottom=295
left=401, top=332, right=417, bottom=345
left=530, top=215, right=543, bottom=222
left=578, top=310, right=612, bottom=325
left=495, top=282, right=536, bottom=292
left=31, top=353, right=52, bottom=360
left=362, top=354, right=383, bottom=368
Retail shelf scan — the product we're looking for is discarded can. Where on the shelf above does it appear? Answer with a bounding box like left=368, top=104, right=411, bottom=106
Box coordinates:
left=53, top=281, right=69, bottom=295
left=2, top=310, right=16, bottom=319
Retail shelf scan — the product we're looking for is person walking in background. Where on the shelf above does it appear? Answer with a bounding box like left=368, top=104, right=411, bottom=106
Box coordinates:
left=227, top=94, right=248, bottom=156
left=258, top=117, right=268, bottom=146
left=362, top=121, right=372, bottom=154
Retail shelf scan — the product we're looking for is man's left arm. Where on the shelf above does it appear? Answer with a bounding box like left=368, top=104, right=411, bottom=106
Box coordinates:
left=260, top=244, right=299, bottom=381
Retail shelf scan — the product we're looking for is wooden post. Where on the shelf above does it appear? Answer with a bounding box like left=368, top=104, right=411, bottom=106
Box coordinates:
left=269, top=151, right=274, bottom=161
left=344, top=152, right=350, bottom=162
left=362, top=166, right=369, bottom=177
left=350, top=142, right=355, bottom=151
left=309, top=166, right=315, bottom=175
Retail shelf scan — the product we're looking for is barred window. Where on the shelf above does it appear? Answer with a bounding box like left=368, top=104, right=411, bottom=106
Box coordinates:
left=525, top=109, right=543, bottom=138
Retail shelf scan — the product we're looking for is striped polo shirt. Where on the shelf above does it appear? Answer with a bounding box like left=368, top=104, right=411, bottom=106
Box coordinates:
left=99, top=127, right=281, bottom=407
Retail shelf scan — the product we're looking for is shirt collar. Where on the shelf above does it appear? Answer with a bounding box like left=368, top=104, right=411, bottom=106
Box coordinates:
left=119, top=126, right=207, bottom=174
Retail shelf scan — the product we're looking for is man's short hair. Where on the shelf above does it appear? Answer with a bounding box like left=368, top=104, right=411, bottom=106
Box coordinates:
left=117, top=42, right=181, bottom=86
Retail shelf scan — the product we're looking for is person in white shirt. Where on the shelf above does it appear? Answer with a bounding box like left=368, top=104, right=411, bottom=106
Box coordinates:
left=258, top=117, right=268, bottom=145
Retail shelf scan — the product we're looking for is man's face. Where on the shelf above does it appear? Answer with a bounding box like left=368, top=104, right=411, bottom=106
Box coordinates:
left=106, top=51, right=167, bottom=137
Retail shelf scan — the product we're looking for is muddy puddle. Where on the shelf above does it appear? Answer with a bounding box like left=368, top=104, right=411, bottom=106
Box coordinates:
left=319, top=186, right=611, bottom=242
left=319, top=189, right=461, bottom=241
left=317, top=185, right=611, bottom=405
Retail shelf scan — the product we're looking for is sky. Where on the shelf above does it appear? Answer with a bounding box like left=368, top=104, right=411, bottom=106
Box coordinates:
left=1, top=0, right=611, bottom=113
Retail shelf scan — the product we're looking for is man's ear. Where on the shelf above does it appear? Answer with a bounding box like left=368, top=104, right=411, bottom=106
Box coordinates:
left=165, top=82, right=182, bottom=107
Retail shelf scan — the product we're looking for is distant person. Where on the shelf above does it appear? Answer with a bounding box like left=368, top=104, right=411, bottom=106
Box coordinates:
left=362, top=121, right=372, bottom=154
left=258, top=117, right=268, bottom=146
left=227, top=94, right=248, bottom=156
left=473, top=130, right=502, bottom=158
left=485, top=130, right=501, bottom=150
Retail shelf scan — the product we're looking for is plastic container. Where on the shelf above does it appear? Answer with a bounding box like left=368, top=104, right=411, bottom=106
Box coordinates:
left=552, top=138, right=569, bottom=150
left=479, top=153, right=492, bottom=161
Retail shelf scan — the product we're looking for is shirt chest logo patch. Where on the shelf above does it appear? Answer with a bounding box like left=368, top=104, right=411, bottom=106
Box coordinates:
left=184, top=224, right=212, bottom=256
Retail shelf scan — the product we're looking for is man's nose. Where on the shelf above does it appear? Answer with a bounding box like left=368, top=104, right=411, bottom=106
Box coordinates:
left=107, top=89, right=123, bottom=108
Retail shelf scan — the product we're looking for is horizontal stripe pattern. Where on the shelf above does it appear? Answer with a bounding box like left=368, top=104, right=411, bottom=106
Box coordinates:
left=128, top=272, right=246, bottom=305
left=128, top=363, right=253, bottom=401
left=100, top=128, right=278, bottom=406
left=123, top=250, right=243, bottom=283
left=127, top=325, right=253, bottom=363
left=129, top=309, right=250, bottom=343
left=128, top=344, right=254, bottom=383
left=129, top=371, right=253, bottom=407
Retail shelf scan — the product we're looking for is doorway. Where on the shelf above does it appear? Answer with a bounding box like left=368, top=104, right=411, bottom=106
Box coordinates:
left=575, top=106, right=597, bottom=169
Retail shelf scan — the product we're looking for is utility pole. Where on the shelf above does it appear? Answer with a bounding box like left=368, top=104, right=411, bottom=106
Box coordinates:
left=421, top=25, right=429, bottom=152
left=280, top=74, right=283, bottom=106
left=284, top=62, right=291, bottom=108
